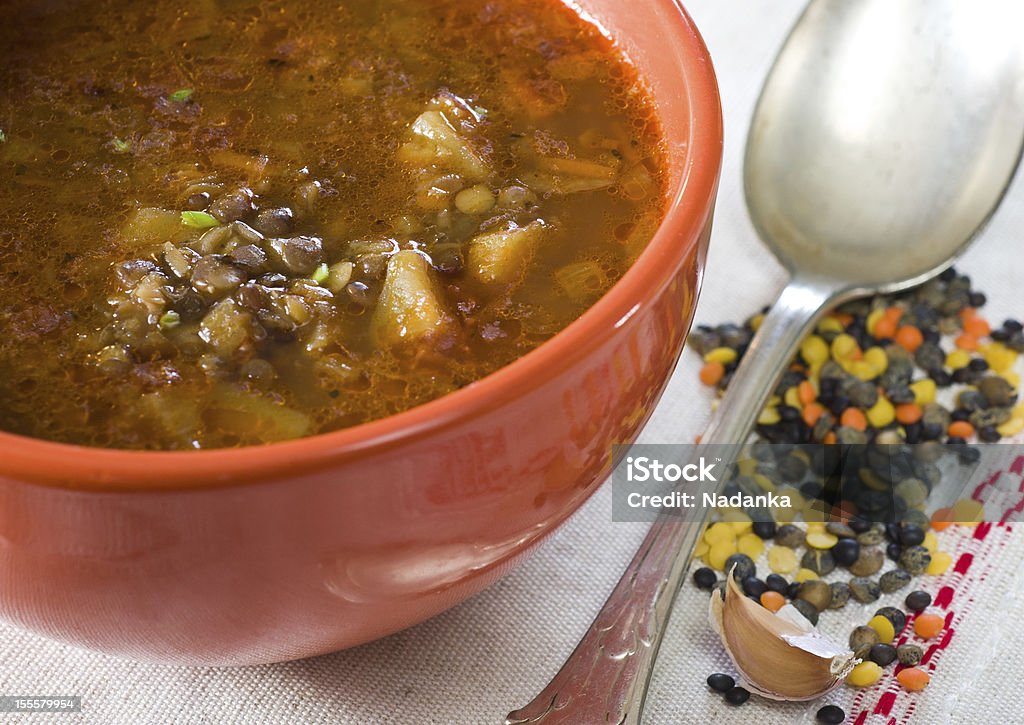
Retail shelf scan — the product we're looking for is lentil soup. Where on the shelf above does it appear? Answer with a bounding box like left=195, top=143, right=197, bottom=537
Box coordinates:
left=0, top=0, right=668, bottom=450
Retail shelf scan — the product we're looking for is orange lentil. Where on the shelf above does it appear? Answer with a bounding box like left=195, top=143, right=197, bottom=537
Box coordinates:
left=897, top=668, right=931, bottom=692
left=895, top=325, right=924, bottom=352
left=760, top=590, right=786, bottom=612
left=835, top=312, right=855, bottom=327
left=914, top=613, right=945, bottom=639
left=884, top=306, right=904, bottom=322
left=930, top=507, right=954, bottom=531
left=895, top=403, right=923, bottom=425
left=823, top=431, right=838, bottom=445
left=802, top=402, right=826, bottom=427
left=699, top=361, right=725, bottom=386
left=798, top=380, right=817, bottom=406
left=959, top=307, right=977, bottom=322
left=840, top=407, right=868, bottom=431
left=963, top=316, right=991, bottom=338
left=873, top=316, right=898, bottom=339
left=954, top=333, right=979, bottom=351
left=948, top=421, right=975, bottom=439
left=694, top=434, right=703, bottom=444
left=830, top=501, right=857, bottom=522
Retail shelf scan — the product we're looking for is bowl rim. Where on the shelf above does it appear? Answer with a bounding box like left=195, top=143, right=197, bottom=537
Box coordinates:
left=0, top=0, right=723, bottom=492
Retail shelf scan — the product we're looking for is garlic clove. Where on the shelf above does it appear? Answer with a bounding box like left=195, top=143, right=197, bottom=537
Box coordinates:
left=709, top=571, right=858, bottom=701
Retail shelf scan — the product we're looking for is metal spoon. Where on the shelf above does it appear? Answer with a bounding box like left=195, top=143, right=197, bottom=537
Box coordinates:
left=507, top=0, right=1024, bottom=722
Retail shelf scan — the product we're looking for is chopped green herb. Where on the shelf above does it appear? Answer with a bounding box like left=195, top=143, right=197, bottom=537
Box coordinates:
left=180, top=211, right=220, bottom=229
left=158, top=311, right=181, bottom=330
left=112, top=138, right=131, bottom=153
left=168, top=88, right=194, bottom=103
left=311, top=263, right=330, bottom=285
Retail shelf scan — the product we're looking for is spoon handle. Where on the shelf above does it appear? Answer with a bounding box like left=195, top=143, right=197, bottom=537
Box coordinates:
left=505, top=277, right=837, bottom=725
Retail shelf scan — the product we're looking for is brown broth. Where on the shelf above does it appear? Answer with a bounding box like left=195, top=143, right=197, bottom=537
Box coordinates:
left=0, top=0, right=667, bottom=449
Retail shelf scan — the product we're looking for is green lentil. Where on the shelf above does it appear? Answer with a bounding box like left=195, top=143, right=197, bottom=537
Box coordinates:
left=828, top=581, right=851, bottom=609
left=879, top=568, right=913, bottom=593
left=801, top=549, right=836, bottom=577
left=848, top=547, right=885, bottom=577
left=849, top=577, right=881, bottom=604
left=900, top=546, right=932, bottom=575
left=849, top=625, right=880, bottom=658
left=791, top=598, right=819, bottom=626
left=797, top=580, right=833, bottom=612
left=897, top=644, right=924, bottom=666
left=774, top=524, right=806, bottom=549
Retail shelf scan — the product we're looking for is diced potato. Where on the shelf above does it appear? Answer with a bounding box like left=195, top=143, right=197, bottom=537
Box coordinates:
left=122, top=207, right=195, bottom=247
left=199, top=299, right=253, bottom=356
left=467, top=221, right=546, bottom=287
left=207, top=385, right=312, bottom=443
left=400, top=110, right=489, bottom=181
left=373, top=250, right=452, bottom=347
left=141, top=392, right=200, bottom=443
left=555, top=260, right=610, bottom=301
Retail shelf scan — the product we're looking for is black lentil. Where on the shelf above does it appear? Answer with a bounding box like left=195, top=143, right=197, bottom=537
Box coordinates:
left=724, top=554, right=757, bottom=582
left=724, top=686, right=750, bottom=706
left=706, top=673, right=735, bottom=693
left=905, top=590, right=932, bottom=612
left=899, top=524, right=926, bottom=547
left=765, top=573, right=789, bottom=594
left=751, top=520, right=777, bottom=540
left=832, top=538, right=861, bottom=567
left=693, top=567, right=717, bottom=591
left=869, top=643, right=898, bottom=667
left=816, top=705, right=846, bottom=724
left=742, top=576, right=768, bottom=599
left=874, top=606, right=907, bottom=634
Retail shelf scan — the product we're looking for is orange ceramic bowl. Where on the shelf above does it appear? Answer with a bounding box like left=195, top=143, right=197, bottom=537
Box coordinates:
left=0, top=0, right=721, bottom=665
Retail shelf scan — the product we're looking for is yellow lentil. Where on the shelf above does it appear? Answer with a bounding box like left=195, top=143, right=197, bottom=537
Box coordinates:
left=863, top=346, right=889, bottom=374
left=831, top=333, right=860, bottom=360
left=750, top=313, right=765, bottom=331
left=868, top=614, right=896, bottom=643
left=910, top=378, right=937, bottom=405
left=737, top=532, right=765, bottom=559
left=927, top=550, right=953, bottom=575
left=795, top=568, right=820, bottom=583
left=805, top=521, right=826, bottom=534
left=758, top=406, right=782, bottom=425
left=784, top=386, right=802, bottom=409
left=800, top=335, right=830, bottom=366
left=722, top=510, right=753, bottom=535
left=1006, top=371, right=1021, bottom=389
left=950, top=499, right=985, bottom=526
left=984, top=343, right=1018, bottom=373
left=866, top=396, right=896, bottom=428
left=922, top=531, right=938, bottom=553
left=694, top=539, right=709, bottom=558
left=704, top=347, right=738, bottom=365
left=818, top=317, right=844, bottom=335
left=806, top=531, right=839, bottom=549
left=847, top=360, right=879, bottom=381
left=847, top=661, right=884, bottom=688
left=946, top=349, right=971, bottom=370
left=997, top=416, right=1024, bottom=438
left=708, top=539, right=738, bottom=571
left=866, top=308, right=886, bottom=336
left=768, top=545, right=798, bottom=574
left=753, top=473, right=776, bottom=492
left=703, top=522, right=736, bottom=545
left=736, top=458, right=758, bottom=476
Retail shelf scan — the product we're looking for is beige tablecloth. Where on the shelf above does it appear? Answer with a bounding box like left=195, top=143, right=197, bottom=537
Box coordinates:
left=4, top=1, right=1024, bottom=723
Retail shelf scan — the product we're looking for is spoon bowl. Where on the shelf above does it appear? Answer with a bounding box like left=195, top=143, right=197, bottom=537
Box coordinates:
left=746, top=0, right=1024, bottom=290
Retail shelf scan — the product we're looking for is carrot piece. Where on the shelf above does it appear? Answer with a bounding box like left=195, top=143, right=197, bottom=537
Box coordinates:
left=895, top=325, right=924, bottom=352
left=700, top=361, right=725, bottom=386
left=895, top=403, right=923, bottom=425
left=840, top=407, right=868, bottom=431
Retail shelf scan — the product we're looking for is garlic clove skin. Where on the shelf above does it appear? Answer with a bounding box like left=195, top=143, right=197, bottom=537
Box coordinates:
left=709, top=571, right=858, bottom=701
